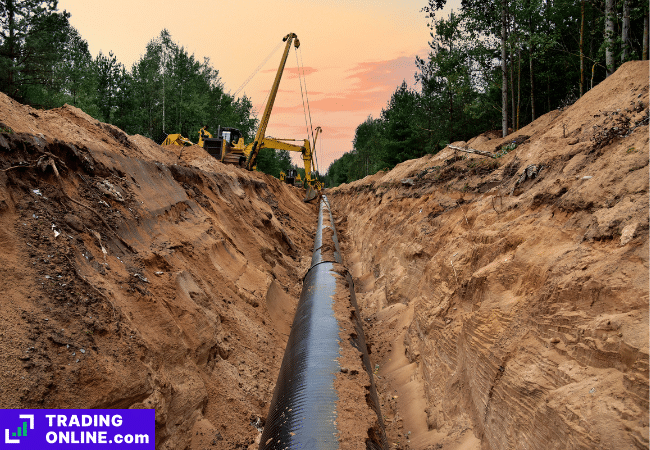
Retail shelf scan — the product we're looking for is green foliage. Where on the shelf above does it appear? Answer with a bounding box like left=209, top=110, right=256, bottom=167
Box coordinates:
left=0, top=1, right=74, bottom=106
left=325, top=151, right=358, bottom=187
left=327, top=0, right=648, bottom=187
left=94, top=51, right=125, bottom=123
left=0, top=11, right=257, bottom=149
left=255, top=149, right=293, bottom=178
left=380, top=81, right=428, bottom=166
left=124, top=30, right=257, bottom=143
left=56, top=27, right=96, bottom=112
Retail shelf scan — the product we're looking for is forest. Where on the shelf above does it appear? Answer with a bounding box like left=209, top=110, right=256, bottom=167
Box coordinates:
left=324, top=0, right=649, bottom=186
left=0, top=1, right=647, bottom=184
left=0, top=0, right=297, bottom=178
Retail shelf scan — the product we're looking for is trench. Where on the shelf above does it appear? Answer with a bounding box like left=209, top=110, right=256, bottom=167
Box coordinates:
left=260, top=196, right=387, bottom=450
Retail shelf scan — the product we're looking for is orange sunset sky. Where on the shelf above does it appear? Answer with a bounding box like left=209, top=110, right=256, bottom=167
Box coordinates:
left=57, top=0, right=460, bottom=171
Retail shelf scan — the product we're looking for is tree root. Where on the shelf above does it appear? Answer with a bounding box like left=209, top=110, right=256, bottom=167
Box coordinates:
left=37, top=152, right=136, bottom=253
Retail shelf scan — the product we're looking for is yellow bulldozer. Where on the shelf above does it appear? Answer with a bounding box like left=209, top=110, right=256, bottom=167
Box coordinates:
left=280, top=171, right=304, bottom=187
left=162, top=134, right=193, bottom=146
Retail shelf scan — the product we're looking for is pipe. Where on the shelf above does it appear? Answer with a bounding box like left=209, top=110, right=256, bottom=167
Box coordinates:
left=259, top=196, right=387, bottom=449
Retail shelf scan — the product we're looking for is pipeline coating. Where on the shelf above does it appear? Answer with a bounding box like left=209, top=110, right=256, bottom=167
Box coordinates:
left=259, top=197, right=387, bottom=450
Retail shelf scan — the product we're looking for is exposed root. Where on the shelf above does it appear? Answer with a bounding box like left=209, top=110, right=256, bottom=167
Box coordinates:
left=36, top=153, right=136, bottom=253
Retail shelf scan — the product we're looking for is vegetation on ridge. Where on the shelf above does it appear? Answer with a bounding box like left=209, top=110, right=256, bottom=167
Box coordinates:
left=325, top=0, right=649, bottom=187
left=0, top=1, right=295, bottom=177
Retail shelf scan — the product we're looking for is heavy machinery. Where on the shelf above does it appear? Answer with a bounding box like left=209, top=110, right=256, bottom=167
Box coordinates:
left=280, top=170, right=303, bottom=186
left=162, top=134, right=193, bottom=146
left=200, top=33, right=322, bottom=201
left=280, top=169, right=297, bottom=185
left=197, top=126, right=212, bottom=147
left=209, top=125, right=322, bottom=199
left=163, top=32, right=322, bottom=201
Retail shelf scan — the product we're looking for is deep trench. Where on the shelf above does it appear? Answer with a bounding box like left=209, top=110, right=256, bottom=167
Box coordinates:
left=260, top=196, right=387, bottom=450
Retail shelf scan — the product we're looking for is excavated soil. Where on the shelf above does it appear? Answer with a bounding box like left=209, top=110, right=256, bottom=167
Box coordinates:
left=0, top=59, right=647, bottom=450
left=329, top=61, right=649, bottom=450
left=333, top=269, right=383, bottom=449
left=0, top=94, right=317, bottom=449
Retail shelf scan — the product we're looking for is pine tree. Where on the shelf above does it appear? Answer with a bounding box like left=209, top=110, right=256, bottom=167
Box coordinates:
left=0, top=0, right=62, bottom=102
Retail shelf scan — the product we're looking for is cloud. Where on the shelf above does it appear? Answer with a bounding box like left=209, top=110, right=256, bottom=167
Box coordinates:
left=255, top=52, right=425, bottom=170
left=267, top=123, right=351, bottom=140
left=266, top=54, right=420, bottom=115
left=263, top=88, right=324, bottom=95
left=313, top=126, right=353, bottom=140
left=345, top=55, right=417, bottom=93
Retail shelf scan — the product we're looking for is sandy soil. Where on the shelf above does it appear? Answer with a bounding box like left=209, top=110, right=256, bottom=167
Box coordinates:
left=0, top=96, right=316, bottom=449
left=0, top=58, right=646, bottom=450
left=329, top=61, right=649, bottom=450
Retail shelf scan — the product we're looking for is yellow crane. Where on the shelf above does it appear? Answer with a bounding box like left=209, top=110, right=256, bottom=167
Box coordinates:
left=265, top=126, right=321, bottom=191
left=200, top=33, right=322, bottom=201
left=278, top=126, right=320, bottom=187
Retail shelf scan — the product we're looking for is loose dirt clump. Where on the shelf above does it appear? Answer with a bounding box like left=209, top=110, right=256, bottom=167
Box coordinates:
left=328, top=61, right=649, bottom=450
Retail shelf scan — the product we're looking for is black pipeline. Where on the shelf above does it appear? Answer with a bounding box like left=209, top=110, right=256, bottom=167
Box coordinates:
left=259, top=196, right=387, bottom=449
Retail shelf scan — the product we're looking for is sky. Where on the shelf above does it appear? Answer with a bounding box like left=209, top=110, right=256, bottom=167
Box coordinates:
left=57, top=0, right=460, bottom=171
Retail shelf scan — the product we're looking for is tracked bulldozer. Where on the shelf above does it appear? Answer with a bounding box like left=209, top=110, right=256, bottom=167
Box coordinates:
left=201, top=127, right=246, bottom=165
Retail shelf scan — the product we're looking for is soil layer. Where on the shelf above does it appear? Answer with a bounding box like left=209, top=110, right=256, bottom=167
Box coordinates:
left=329, top=61, right=649, bottom=450
left=0, top=94, right=317, bottom=449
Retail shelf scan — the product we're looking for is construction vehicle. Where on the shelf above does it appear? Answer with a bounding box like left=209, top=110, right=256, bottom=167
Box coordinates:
left=201, top=33, right=322, bottom=201
left=283, top=169, right=297, bottom=185
left=202, top=126, right=246, bottom=164
left=162, top=134, right=193, bottom=146
left=163, top=33, right=322, bottom=201
left=280, top=170, right=303, bottom=187
left=198, top=125, right=212, bottom=147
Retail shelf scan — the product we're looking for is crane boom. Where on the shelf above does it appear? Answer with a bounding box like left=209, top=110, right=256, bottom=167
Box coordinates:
left=246, top=33, right=300, bottom=170
left=190, top=32, right=321, bottom=201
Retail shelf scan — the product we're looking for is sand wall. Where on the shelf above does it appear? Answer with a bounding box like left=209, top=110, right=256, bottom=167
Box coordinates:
left=329, top=61, right=649, bottom=450
left=0, top=97, right=317, bottom=449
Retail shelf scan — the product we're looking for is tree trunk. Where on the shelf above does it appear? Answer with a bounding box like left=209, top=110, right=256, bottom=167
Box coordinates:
left=510, top=49, right=515, bottom=131
left=605, top=0, right=615, bottom=76
left=547, top=75, right=550, bottom=112
left=502, top=0, right=508, bottom=137
left=622, top=0, right=630, bottom=62
left=528, top=0, right=536, bottom=121
left=448, top=79, right=454, bottom=142
left=589, top=5, right=595, bottom=65
left=580, top=0, right=585, bottom=97
left=7, top=0, right=15, bottom=88
left=641, top=11, right=648, bottom=61
left=517, top=47, right=521, bottom=130
left=530, top=48, right=535, bottom=121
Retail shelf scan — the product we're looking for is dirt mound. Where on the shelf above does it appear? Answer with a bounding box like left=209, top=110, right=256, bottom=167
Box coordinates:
left=0, top=95, right=317, bottom=448
left=329, top=60, right=648, bottom=449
